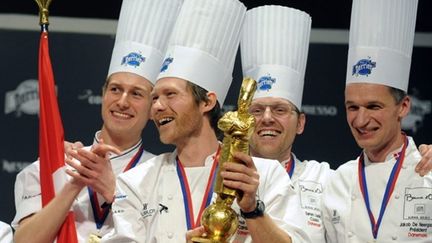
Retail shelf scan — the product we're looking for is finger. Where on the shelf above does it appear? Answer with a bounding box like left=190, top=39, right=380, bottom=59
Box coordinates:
left=221, top=169, right=259, bottom=194
left=186, top=226, right=206, bottom=241
left=73, top=141, right=84, bottom=149
left=416, top=145, right=432, bottom=176
left=222, top=178, right=256, bottom=192
left=232, top=152, right=257, bottom=171
left=76, top=148, right=110, bottom=168
left=91, top=143, right=121, bottom=157
left=67, top=149, right=97, bottom=170
left=65, top=155, right=98, bottom=179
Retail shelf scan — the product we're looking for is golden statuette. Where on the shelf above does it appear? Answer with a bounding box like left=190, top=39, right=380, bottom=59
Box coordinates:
left=192, top=77, right=257, bottom=243
left=34, top=0, right=52, bottom=25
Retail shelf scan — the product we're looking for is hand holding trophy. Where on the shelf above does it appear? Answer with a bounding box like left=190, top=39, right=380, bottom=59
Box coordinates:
left=192, top=77, right=257, bottom=243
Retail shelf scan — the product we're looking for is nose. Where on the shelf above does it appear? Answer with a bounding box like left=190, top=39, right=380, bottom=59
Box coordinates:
left=261, top=106, right=275, bottom=124
left=352, top=108, right=369, bottom=128
left=151, top=96, right=166, bottom=113
left=117, top=92, right=129, bottom=109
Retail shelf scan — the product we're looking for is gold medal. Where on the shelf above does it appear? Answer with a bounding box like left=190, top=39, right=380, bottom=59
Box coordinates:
left=87, top=233, right=101, bottom=243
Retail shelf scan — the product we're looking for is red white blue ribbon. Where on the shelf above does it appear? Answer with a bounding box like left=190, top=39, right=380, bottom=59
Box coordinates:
left=89, top=143, right=144, bottom=229
left=176, top=146, right=220, bottom=230
left=358, top=135, right=408, bottom=239
left=285, top=154, right=295, bottom=178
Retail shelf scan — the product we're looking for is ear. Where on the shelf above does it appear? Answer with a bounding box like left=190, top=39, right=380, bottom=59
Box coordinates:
left=296, top=113, right=306, bottom=135
left=201, top=91, right=218, bottom=113
left=398, top=96, right=411, bottom=120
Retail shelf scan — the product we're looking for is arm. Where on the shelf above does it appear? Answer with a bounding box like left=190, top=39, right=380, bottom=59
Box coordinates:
left=14, top=179, right=83, bottom=243
left=244, top=214, right=294, bottom=243
left=221, top=152, right=302, bottom=243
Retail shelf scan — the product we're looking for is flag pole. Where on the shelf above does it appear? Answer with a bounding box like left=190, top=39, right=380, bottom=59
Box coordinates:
left=34, top=0, right=78, bottom=241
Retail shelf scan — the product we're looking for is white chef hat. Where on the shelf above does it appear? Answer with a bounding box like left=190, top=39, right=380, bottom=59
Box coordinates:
left=241, top=5, right=311, bottom=110
left=346, top=0, right=419, bottom=92
left=107, top=0, right=183, bottom=84
left=156, top=0, right=246, bottom=105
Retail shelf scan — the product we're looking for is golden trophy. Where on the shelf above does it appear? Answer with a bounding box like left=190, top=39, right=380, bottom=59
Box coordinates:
left=192, top=77, right=257, bottom=243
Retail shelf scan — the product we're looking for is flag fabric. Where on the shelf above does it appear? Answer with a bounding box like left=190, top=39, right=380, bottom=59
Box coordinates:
left=38, top=30, right=78, bottom=242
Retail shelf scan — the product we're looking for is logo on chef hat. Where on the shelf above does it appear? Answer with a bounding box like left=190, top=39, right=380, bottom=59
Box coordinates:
left=257, top=74, right=276, bottom=91
left=352, top=57, right=376, bottom=77
left=160, top=57, right=174, bottom=73
left=121, top=52, right=146, bottom=68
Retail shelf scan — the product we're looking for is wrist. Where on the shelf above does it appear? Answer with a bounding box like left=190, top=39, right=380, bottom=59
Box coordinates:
left=240, top=199, right=265, bottom=219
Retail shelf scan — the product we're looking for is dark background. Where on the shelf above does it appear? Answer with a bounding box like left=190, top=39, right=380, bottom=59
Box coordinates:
left=1, top=0, right=431, bottom=224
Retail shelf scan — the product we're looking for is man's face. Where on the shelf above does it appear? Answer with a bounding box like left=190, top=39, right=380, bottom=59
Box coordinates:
left=101, top=72, right=153, bottom=138
left=345, top=83, right=410, bottom=154
left=150, top=78, right=204, bottom=145
left=249, top=97, right=305, bottom=162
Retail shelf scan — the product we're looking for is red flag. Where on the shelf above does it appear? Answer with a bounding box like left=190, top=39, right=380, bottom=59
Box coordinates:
left=38, top=30, right=78, bottom=242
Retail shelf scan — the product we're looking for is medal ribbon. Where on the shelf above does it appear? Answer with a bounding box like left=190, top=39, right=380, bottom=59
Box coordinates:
left=88, top=143, right=145, bottom=229
left=176, top=146, right=221, bottom=230
left=358, top=135, right=408, bottom=239
left=284, top=154, right=295, bottom=178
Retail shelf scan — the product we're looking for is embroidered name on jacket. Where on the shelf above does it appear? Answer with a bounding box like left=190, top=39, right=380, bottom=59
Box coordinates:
left=140, top=203, right=157, bottom=219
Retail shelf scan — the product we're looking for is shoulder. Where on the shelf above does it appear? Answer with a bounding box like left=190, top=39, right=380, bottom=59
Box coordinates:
left=15, top=160, right=40, bottom=180
left=335, top=159, right=357, bottom=174
left=252, top=156, right=281, bottom=171
left=118, top=152, right=173, bottom=186
left=303, top=159, right=333, bottom=173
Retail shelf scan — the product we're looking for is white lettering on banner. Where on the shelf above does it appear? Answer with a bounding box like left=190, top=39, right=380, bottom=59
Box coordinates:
left=4, top=79, right=39, bottom=117
left=77, top=89, right=102, bottom=105
left=402, top=94, right=431, bottom=134
left=2, top=159, right=31, bottom=173
left=301, top=105, right=338, bottom=116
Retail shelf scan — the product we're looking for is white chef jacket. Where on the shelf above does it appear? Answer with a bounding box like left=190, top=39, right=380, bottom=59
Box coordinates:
left=103, top=150, right=311, bottom=243
left=322, top=136, right=432, bottom=243
left=0, top=221, right=13, bottom=243
left=283, top=154, right=334, bottom=243
left=12, top=131, right=155, bottom=242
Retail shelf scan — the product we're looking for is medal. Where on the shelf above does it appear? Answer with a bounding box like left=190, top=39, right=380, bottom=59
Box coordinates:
left=87, top=233, right=101, bottom=243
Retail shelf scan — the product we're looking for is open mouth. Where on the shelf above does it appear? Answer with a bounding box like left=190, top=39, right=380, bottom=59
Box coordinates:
left=111, top=111, right=132, bottom=119
left=258, top=129, right=281, bottom=137
left=158, top=117, right=174, bottom=126
left=357, top=127, right=378, bottom=135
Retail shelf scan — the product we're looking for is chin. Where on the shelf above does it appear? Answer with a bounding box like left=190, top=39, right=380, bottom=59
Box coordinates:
left=159, top=134, right=173, bottom=145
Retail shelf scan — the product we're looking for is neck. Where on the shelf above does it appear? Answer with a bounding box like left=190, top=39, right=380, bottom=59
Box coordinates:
left=99, top=128, right=141, bottom=152
left=279, top=149, right=292, bottom=164
left=365, top=133, right=405, bottom=163
left=250, top=147, right=292, bottom=165
left=176, top=125, right=219, bottom=167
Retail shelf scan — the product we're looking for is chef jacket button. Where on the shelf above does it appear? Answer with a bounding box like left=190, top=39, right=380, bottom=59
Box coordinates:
left=394, top=194, right=400, bottom=199
left=347, top=231, right=353, bottom=237
left=392, top=236, right=398, bottom=240
left=402, top=165, right=407, bottom=169
left=168, top=194, right=173, bottom=200
left=167, top=232, right=174, bottom=239
left=351, top=195, right=356, bottom=200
